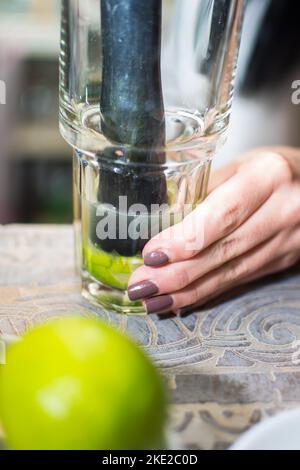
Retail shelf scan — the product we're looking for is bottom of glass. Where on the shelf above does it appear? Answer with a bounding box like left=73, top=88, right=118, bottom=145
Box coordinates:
left=75, top=150, right=214, bottom=315
left=82, top=275, right=146, bottom=315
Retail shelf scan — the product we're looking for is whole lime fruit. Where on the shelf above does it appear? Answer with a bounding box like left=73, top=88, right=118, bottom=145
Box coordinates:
left=0, top=317, right=166, bottom=450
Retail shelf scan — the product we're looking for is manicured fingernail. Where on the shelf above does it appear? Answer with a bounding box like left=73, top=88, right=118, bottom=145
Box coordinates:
left=128, top=281, right=159, bottom=301
left=144, top=251, right=169, bottom=267
left=144, top=295, right=173, bottom=314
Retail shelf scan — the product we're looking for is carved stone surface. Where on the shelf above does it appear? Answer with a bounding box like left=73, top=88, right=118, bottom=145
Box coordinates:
left=1, top=225, right=300, bottom=450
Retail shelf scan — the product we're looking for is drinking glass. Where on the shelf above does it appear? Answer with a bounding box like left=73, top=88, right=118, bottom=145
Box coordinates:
left=60, top=0, right=244, bottom=313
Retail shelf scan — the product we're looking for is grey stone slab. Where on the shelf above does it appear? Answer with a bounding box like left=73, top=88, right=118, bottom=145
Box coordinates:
left=1, top=225, right=300, bottom=449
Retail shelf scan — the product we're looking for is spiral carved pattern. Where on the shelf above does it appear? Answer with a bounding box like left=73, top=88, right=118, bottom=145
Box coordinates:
left=1, top=225, right=300, bottom=449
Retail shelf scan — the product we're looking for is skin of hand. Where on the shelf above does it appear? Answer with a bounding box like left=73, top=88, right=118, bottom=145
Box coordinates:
left=128, top=147, right=300, bottom=315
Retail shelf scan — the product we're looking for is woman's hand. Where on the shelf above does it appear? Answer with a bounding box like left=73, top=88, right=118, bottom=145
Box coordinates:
left=128, top=147, right=300, bottom=315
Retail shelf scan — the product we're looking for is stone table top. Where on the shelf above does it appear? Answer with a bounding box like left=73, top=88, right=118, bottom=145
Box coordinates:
left=1, top=224, right=300, bottom=450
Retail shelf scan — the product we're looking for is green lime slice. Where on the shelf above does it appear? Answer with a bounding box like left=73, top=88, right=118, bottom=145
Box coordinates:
left=167, top=180, right=179, bottom=205
left=84, top=243, right=143, bottom=290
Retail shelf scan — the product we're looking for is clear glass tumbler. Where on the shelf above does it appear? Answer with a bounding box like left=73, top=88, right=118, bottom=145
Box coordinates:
left=60, top=0, right=244, bottom=314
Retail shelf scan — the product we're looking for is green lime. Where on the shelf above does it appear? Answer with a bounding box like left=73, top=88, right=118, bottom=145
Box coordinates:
left=167, top=180, right=179, bottom=205
left=84, top=243, right=143, bottom=290
left=0, top=317, right=166, bottom=450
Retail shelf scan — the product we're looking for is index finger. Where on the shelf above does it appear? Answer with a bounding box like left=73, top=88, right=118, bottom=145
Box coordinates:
left=143, top=151, right=288, bottom=265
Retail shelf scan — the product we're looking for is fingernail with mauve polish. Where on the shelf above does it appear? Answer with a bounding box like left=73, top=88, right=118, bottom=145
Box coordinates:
left=144, top=251, right=169, bottom=267
left=128, top=281, right=159, bottom=301
left=144, top=295, right=173, bottom=314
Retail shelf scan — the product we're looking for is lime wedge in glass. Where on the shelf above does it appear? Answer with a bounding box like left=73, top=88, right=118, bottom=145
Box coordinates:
left=84, top=243, right=143, bottom=291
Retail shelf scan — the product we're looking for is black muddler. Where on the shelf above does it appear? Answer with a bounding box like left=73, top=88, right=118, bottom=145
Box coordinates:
left=93, top=0, right=167, bottom=256
left=197, top=0, right=231, bottom=76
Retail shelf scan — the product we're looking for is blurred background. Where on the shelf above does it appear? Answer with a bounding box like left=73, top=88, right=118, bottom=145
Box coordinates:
left=1, top=0, right=300, bottom=225
left=0, top=0, right=70, bottom=224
